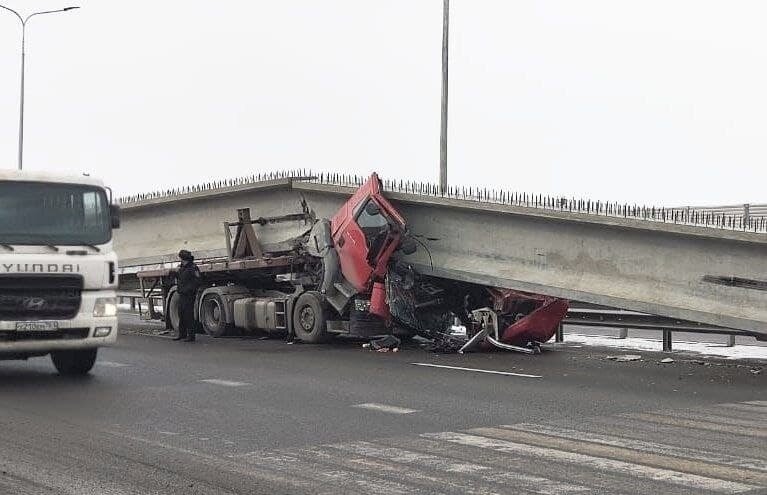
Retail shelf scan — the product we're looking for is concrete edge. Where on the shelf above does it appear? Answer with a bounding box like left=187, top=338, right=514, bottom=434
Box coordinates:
left=294, top=182, right=767, bottom=246
left=119, top=179, right=294, bottom=211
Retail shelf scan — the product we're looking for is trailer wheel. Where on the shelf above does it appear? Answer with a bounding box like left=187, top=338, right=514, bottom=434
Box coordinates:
left=168, top=290, right=181, bottom=335
left=293, top=292, right=328, bottom=343
left=200, top=293, right=232, bottom=337
left=51, top=348, right=98, bottom=376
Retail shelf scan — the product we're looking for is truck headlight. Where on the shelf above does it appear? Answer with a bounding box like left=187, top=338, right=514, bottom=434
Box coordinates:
left=94, top=297, right=117, bottom=317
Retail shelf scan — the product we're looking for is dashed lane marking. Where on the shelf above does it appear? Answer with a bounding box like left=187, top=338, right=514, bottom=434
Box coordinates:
left=353, top=403, right=420, bottom=414
left=411, top=362, right=542, bottom=378
left=199, top=379, right=250, bottom=387
left=96, top=361, right=130, bottom=368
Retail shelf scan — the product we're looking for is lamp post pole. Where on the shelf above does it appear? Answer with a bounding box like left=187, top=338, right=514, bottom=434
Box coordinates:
left=0, top=5, right=80, bottom=170
left=439, top=0, right=449, bottom=194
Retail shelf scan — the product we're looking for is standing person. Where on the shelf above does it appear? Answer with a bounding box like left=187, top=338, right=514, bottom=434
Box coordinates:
left=172, top=249, right=201, bottom=342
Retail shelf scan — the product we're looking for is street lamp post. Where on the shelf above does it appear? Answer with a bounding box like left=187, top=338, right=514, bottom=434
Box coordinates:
left=439, top=0, right=449, bottom=194
left=0, top=4, right=80, bottom=171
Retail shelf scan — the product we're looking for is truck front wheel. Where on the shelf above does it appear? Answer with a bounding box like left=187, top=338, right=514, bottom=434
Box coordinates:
left=51, top=348, right=98, bottom=376
left=293, top=292, right=328, bottom=344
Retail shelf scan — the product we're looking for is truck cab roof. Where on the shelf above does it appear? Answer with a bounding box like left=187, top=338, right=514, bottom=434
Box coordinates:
left=0, top=169, right=106, bottom=188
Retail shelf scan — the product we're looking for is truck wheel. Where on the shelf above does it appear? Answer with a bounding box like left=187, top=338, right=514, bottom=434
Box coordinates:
left=51, top=348, right=98, bottom=376
left=168, top=291, right=181, bottom=335
left=293, top=292, right=328, bottom=343
left=200, top=293, right=232, bottom=337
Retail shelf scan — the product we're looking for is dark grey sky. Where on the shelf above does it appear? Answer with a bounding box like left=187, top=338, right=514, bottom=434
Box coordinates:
left=1, top=1, right=765, bottom=206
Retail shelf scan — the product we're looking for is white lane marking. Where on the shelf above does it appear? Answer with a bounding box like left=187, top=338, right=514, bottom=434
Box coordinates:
left=503, top=423, right=767, bottom=472
left=411, top=362, right=542, bottom=378
left=625, top=412, right=767, bottom=439
left=97, top=361, right=130, bottom=368
left=157, top=431, right=179, bottom=436
left=424, top=431, right=758, bottom=493
left=199, top=379, right=250, bottom=387
left=328, top=441, right=589, bottom=494
left=718, top=403, right=767, bottom=415
left=353, top=403, right=420, bottom=414
left=238, top=451, right=416, bottom=495
left=652, top=409, right=767, bottom=430
left=743, top=401, right=767, bottom=407
left=304, top=446, right=501, bottom=495
left=108, top=430, right=317, bottom=491
left=330, top=441, right=492, bottom=474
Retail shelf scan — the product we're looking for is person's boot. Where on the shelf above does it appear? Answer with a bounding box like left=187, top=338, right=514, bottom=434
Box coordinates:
left=172, top=328, right=186, bottom=341
left=184, top=332, right=195, bottom=342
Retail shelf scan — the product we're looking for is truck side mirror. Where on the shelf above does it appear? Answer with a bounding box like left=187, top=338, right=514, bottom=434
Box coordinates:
left=110, top=204, right=121, bottom=229
left=365, top=201, right=381, bottom=216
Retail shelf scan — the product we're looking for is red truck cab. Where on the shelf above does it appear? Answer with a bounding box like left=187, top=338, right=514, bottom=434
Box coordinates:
left=330, top=173, right=406, bottom=294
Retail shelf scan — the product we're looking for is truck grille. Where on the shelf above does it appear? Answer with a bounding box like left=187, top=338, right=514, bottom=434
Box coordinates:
left=0, top=275, right=83, bottom=320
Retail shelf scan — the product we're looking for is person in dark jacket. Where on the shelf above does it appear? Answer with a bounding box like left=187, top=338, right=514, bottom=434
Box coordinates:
left=173, top=249, right=201, bottom=342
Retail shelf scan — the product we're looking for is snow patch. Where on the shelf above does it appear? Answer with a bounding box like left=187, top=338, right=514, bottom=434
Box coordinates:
left=559, top=333, right=767, bottom=361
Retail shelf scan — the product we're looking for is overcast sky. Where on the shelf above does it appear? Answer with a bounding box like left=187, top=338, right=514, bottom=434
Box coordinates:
left=1, top=1, right=765, bottom=206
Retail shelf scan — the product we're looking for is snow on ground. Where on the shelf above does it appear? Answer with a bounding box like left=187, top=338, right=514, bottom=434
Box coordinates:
left=560, top=332, right=767, bottom=361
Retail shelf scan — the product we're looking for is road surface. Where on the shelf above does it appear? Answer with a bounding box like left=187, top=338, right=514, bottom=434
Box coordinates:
left=0, top=313, right=765, bottom=494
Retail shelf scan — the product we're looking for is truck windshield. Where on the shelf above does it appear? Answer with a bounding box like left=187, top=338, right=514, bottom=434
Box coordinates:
left=0, top=181, right=111, bottom=245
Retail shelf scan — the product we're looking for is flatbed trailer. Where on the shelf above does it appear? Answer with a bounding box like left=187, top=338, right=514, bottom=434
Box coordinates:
left=137, top=174, right=569, bottom=353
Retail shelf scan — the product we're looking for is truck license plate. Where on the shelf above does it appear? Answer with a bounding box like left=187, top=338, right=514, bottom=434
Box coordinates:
left=16, top=321, right=58, bottom=331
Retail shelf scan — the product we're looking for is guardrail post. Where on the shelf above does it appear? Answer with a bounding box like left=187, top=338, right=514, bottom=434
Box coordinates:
left=555, top=323, right=564, bottom=343
left=662, top=330, right=673, bottom=352
left=618, top=328, right=628, bottom=339
left=726, top=334, right=736, bottom=347
left=744, top=203, right=750, bottom=227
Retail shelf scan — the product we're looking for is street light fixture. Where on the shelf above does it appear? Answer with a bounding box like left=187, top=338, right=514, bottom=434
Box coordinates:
left=0, top=4, right=80, bottom=171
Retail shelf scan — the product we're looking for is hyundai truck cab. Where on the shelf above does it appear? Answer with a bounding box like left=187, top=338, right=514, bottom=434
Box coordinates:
left=0, top=170, right=120, bottom=375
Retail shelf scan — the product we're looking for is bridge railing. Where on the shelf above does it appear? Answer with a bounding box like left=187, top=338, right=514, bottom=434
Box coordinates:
left=116, top=169, right=767, bottom=233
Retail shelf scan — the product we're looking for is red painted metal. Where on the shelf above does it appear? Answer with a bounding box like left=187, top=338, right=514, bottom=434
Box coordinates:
left=487, top=288, right=570, bottom=345
left=330, top=173, right=406, bottom=293
left=369, top=282, right=390, bottom=320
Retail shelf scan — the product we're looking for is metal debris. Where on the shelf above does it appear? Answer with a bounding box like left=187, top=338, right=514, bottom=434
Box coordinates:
left=606, top=354, right=642, bottom=362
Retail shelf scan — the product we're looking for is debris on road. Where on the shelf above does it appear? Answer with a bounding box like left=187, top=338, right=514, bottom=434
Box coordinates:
left=363, top=335, right=401, bottom=353
left=660, top=358, right=675, bottom=364
left=606, top=354, right=642, bottom=362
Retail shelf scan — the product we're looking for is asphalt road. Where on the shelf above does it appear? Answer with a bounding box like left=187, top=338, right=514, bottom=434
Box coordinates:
left=0, top=313, right=765, bottom=495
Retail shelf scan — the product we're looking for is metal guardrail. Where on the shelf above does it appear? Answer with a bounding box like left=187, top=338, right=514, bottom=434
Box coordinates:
left=116, top=170, right=767, bottom=233
left=117, top=291, right=162, bottom=312
left=558, top=302, right=753, bottom=351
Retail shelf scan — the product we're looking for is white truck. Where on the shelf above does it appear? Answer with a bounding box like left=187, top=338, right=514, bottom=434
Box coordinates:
left=0, top=170, right=121, bottom=375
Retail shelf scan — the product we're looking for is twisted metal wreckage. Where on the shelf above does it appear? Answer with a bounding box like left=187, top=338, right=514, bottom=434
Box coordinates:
left=137, top=173, right=570, bottom=353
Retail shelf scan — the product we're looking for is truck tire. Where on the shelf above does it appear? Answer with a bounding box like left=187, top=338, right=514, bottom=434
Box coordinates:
left=51, top=348, right=98, bottom=376
left=168, top=290, right=181, bottom=335
left=200, top=293, right=232, bottom=337
left=293, top=291, right=328, bottom=343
